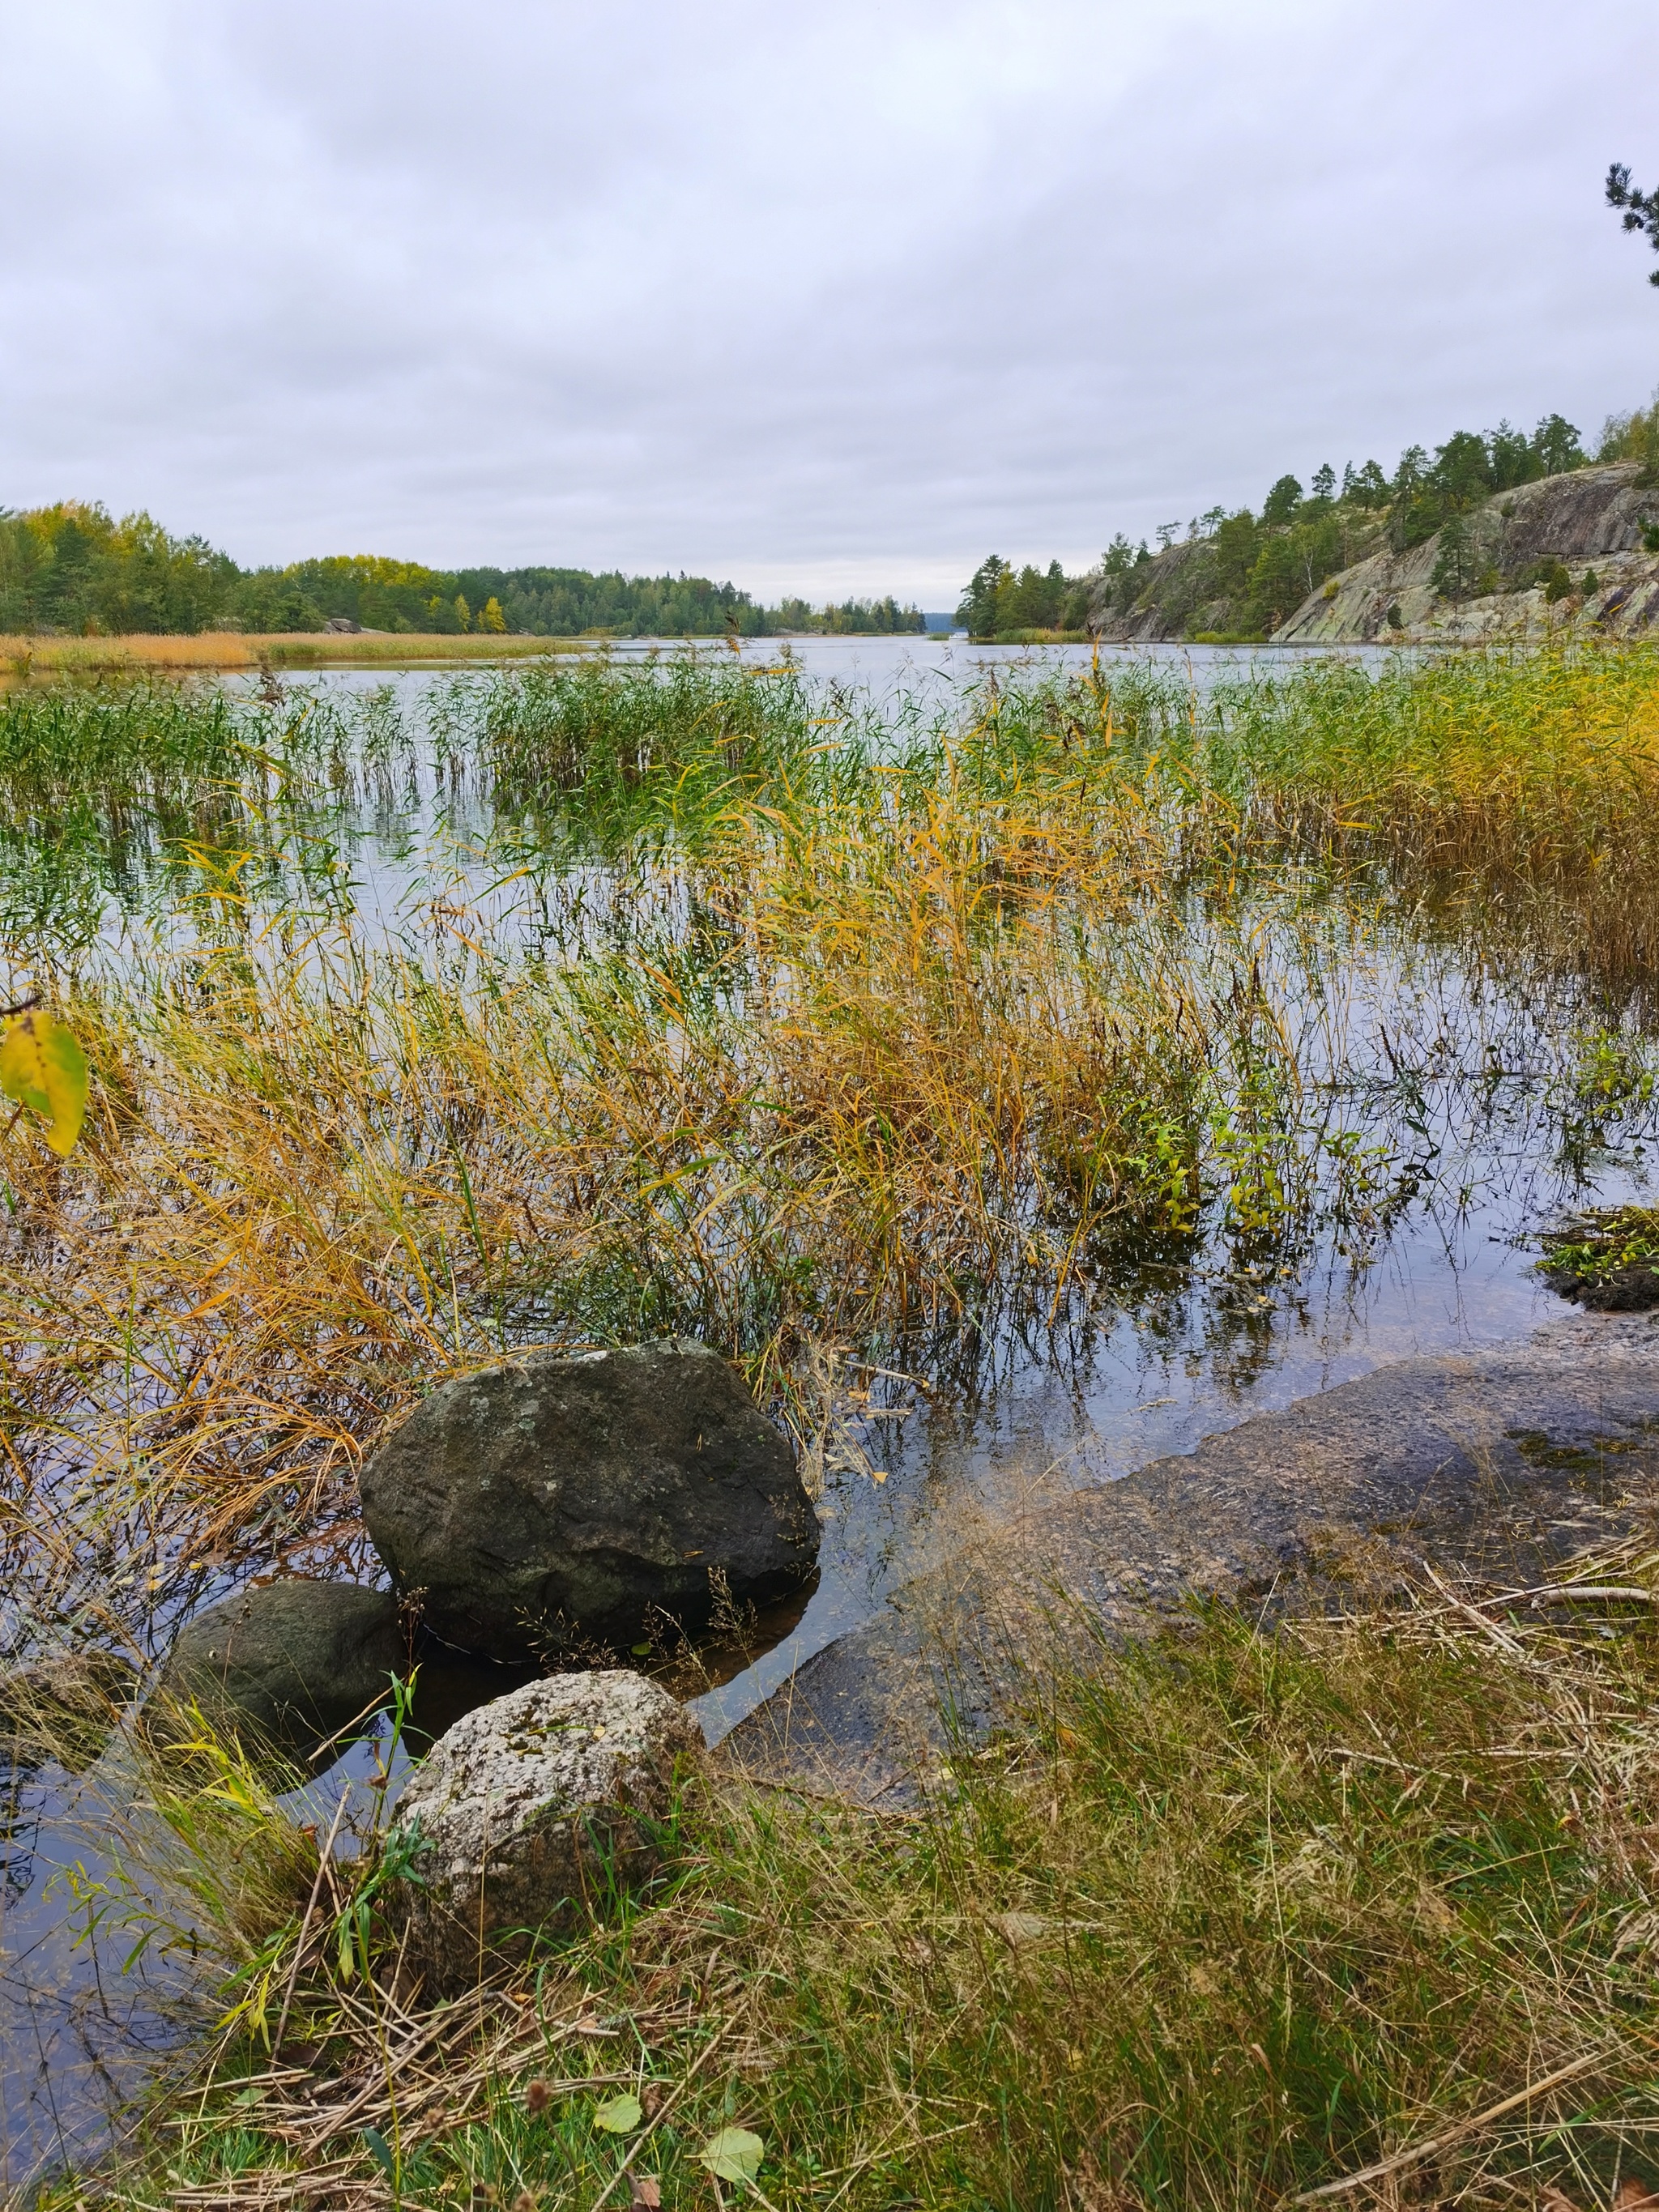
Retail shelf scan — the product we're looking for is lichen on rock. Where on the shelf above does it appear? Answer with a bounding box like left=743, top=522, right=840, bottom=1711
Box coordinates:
left=388, top=1669, right=704, bottom=1995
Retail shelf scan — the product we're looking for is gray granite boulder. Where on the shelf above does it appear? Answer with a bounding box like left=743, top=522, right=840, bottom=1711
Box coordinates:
left=151, top=1578, right=405, bottom=1761
left=360, top=1339, right=818, bottom=1663
left=389, top=1669, right=703, bottom=1994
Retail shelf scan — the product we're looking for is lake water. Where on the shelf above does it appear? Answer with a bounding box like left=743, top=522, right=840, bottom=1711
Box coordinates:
left=2, top=643, right=1650, bottom=2184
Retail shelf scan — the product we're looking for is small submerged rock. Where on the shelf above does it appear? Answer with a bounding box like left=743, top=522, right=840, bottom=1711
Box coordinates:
left=389, top=1669, right=704, bottom=1995
left=2, top=1651, right=138, bottom=1772
left=151, top=1578, right=405, bottom=1762
left=360, top=1338, right=819, bottom=1664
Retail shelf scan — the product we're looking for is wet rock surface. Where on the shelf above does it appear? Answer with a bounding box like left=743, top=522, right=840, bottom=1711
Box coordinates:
left=360, top=1339, right=819, bottom=1664
left=151, top=1578, right=404, bottom=1761
left=723, top=1315, right=1659, bottom=1803
left=390, top=1669, right=704, bottom=1996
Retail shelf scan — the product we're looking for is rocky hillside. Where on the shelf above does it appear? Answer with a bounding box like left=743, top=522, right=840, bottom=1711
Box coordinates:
left=1274, top=465, right=1659, bottom=645
left=1085, top=515, right=1390, bottom=644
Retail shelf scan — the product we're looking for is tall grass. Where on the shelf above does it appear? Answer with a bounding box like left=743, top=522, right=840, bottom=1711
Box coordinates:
left=0, top=769, right=1294, bottom=1659
left=1, top=630, right=586, bottom=680
left=0, top=680, right=373, bottom=956
left=75, top=1545, right=1659, bottom=2210
left=1196, top=646, right=1659, bottom=984
left=4, top=644, right=1659, bottom=1664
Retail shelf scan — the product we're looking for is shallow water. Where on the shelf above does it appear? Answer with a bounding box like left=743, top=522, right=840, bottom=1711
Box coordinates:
left=2, top=647, right=1653, bottom=2183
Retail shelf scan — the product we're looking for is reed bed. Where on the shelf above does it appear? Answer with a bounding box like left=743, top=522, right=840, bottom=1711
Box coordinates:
left=4, top=645, right=1659, bottom=1662
left=0, top=634, right=586, bottom=681
left=1197, top=646, right=1659, bottom=987
left=0, top=760, right=1297, bottom=1659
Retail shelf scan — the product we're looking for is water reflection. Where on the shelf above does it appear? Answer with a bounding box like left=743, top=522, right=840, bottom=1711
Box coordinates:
left=2, top=649, right=1655, bottom=2176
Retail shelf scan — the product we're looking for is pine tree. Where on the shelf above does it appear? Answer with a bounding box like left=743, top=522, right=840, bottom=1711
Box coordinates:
left=1430, top=515, right=1475, bottom=602
left=1606, top=164, right=1659, bottom=286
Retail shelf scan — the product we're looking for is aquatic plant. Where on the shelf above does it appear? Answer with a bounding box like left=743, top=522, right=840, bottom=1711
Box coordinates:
left=1539, top=1205, right=1659, bottom=1309
left=6, top=645, right=1659, bottom=1663
left=1196, top=643, right=1659, bottom=983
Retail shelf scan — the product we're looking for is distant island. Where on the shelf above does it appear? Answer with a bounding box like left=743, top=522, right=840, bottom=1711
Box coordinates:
left=958, top=394, right=1659, bottom=644
left=12, top=388, right=1653, bottom=652
left=0, top=511, right=927, bottom=640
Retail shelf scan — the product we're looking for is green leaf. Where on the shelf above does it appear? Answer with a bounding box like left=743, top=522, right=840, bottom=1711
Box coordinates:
left=594, top=2091, right=642, bottom=2134
left=698, top=2128, right=764, bottom=2184
left=361, top=2125, right=396, bottom=2179
left=0, top=1010, right=87, bottom=1157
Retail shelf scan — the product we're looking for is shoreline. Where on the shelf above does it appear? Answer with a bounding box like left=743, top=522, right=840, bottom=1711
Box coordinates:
left=0, top=629, right=599, bottom=679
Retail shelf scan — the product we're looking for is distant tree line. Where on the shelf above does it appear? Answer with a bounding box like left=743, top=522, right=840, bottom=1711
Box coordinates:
left=956, top=403, right=1659, bottom=641
left=0, top=509, right=925, bottom=639
left=776, top=595, right=925, bottom=635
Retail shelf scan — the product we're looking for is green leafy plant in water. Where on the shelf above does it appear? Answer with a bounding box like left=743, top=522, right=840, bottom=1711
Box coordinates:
left=58, top=1700, right=319, bottom=2044
left=1546, top=1025, right=1659, bottom=1175
left=1538, top=1204, right=1659, bottom=1307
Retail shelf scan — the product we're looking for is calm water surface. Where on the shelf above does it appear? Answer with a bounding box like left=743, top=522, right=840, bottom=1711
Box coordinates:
left=2, top=646, right=1648, bottom=2182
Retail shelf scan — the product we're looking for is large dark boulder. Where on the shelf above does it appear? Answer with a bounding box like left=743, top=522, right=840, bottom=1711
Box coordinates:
left=359, top=1339, right=819, bottom=1663
left=152, top=1579, right=405, bottom=1761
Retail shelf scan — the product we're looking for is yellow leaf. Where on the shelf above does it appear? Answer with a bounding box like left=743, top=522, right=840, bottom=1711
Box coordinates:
left=0, top=1009, right=89, bottom=1156
left=593, top=2092, right=642, bottom=2133
left=698, top=2129, right=764, bottom=2184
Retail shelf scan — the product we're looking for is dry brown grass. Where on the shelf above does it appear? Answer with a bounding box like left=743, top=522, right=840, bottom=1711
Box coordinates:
left=0, top=756, right=1281, bottom=1658
left=0, top=632, right=588, bottom=680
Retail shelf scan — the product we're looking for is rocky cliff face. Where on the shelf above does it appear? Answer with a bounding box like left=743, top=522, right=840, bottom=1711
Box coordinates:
left=1086, top=515, right=1393, bottom=644
left=1086, top=539, right=1222, bottom=643
left=1273, top=465, right=1659, bottom=645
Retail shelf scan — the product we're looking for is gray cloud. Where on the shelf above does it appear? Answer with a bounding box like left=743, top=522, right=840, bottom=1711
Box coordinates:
left=2, top=0, right=1655, bottom=603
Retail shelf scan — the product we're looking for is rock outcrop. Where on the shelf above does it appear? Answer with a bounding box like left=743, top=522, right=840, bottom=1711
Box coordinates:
left=389, top=1669, right=703, bottom=1994
left=723, top=1313, right=1659, bottom=1804
left=360, top=1339, right=819, bottom=1664
left=1274, top=465, right=1659, bottom=645
left=151, top=1579, right=405, bottom=1761
left=1086, top=521, right=1395, bottom=644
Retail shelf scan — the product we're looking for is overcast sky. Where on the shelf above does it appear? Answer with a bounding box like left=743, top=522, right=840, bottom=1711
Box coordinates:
left=2, top=0, right=1657, bottom=605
